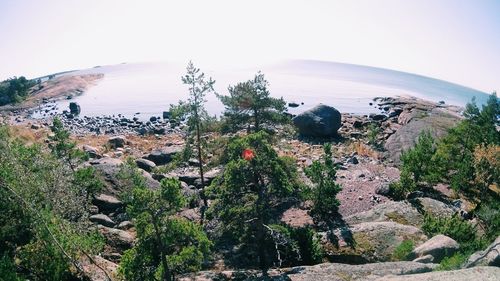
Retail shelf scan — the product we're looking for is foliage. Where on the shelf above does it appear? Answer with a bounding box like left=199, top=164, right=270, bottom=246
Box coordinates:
left=434, top=93, right=499, bottom=195
left=472, top=144, right=499, bottom=196
left=391, top=240, right=414, bottom=261
left=304, top=143, right=342, bottom=225
left=436, top=252, right=468, bottom=271
left=401, top=131, right=438, bottom=187
left=208, top=131, right=303, bottom=274
left=367, top=123, right=381, bottom=148
left=49, top=117, right=103, bottom=202
left=168, top=100, right=189, bottom=121
left=290, top=226, right=324, bottom=265
left=474, top=198, right=500, bottom=240
left=0, top=76, right=35, bottom=106
left=422, top=214, right=486, bottom=253
left=0, top=124, right=105, bottom=280
left=119, top=177, right=211, bottom=281
left=217, top=72, right=289, bottom=133
left=391, top=93, right=499, bottom=200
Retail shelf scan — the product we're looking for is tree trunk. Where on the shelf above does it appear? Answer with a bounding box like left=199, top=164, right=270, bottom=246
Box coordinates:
left=152, top=215, right=172, bottom=281
left=253, top=168, right=268, bottom=276
left=193, top=90, right=208, bottom=225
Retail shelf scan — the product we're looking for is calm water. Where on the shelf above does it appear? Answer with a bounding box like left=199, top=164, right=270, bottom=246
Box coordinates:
left=40, top=60, right=491, bottom=120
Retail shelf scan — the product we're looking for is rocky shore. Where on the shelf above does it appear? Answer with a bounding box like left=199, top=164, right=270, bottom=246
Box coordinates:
left=2, top=93, right=499, bottom=281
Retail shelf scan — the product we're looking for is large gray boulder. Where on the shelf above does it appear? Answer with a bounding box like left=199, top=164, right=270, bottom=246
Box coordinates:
left=145, top=145, right=183, bottom=165
left=293, top=104, right=342, bottom=137
left=374, top=266, right=500, bottom=281
left=136, top=158, right=157, bottom=172
left=408, top=235, right=459, bottom=263
left=98, top=226, right=135, bottom=251
left=69, top=102, right=81, bottom=115
left=465, top=236, right=500, bottom=267
left=107, top=135, right=127, bottom=149
left=92, top=194, right=123, bottom=212
left=89, top=214, right=115, bottom=228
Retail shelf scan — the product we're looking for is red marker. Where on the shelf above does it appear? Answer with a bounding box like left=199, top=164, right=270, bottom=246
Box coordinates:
left=242, top=149, right=255, bottom=161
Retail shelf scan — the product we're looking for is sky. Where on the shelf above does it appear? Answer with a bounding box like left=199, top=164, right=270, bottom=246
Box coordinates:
left=0, top=0, right=499, bottom=93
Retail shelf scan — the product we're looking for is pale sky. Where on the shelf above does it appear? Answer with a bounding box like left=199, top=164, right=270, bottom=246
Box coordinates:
left=0, top=0, right=499, bottom=93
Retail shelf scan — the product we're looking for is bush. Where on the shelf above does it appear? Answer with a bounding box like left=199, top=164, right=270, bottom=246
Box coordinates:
left=391, top=240, right=414, bottom=261
left=290, top=226, right=324, bottom=265
left=436, top=252, right=468, bottom=271
left=119, top=177, right=211, bottom=281
left=304, top=143, right=342, bottom=225
left=421, top=214, right=486, bottom=253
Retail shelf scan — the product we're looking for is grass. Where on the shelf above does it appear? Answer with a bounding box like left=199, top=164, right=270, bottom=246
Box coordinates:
left=391, top=240, right=414, bottom=261
left=348, top=141, right=379, bottom=159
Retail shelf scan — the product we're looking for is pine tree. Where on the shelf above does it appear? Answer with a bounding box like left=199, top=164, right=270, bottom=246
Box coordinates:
left=304, top=143, right=342, bottom=225
left=217, top=72, right=289, bottom=133
left=119, top=177, right=211, bottom=281
left=208, top=132, right=303, bottom=274
left=181, top=61, right=216, bottom=222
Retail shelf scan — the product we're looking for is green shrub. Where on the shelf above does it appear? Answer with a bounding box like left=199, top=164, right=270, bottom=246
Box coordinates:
left=391, top=240, right=414, bottom=261
left=422, top=214, right=486, bottom=253
left=290, top=226, right=324, bottom=265
left=305, top=143, right=342, bottom=225
left=0, top=76, right=35, bottom=106
left=436, top=252, right=468, bottom=271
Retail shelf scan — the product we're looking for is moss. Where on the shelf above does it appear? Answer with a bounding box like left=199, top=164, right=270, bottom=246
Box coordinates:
left=385, top=212, right=411, bottom=226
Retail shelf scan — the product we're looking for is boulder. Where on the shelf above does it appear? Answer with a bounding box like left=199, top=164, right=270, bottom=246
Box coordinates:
left=93, top=194, right=123, bottom=213
left=145, top=145, right=183, bottom=165
left=83, top=145, right=100, bottom=159
left=81, top=255, right=118, bottom=281
left=89, top=214, right=115, bottom=227
left=465, top=236, right=500, bottom=267
left=162, top=111, right=171, bottom=119
left=117, top=221, right=134, bottom=230
left=322, top=221, right=428, bottom=263
left=107, top=136, right=126, bottom=149
left=384, top=108, right=461, bottom=163
left=374, top=266, right=500, bottom=281
left=135, top=158, right=157, bottom=172
left=69, top=102, right=81, bottom=115
left=140, top=170, right=161, bottom=189
left=415, top=197, right=458, bottom=219
left=408, top=235, right=459, bottom=263
left=293, top=104, right=342, bottom=137
left=98, top=226, right=135, bottom=251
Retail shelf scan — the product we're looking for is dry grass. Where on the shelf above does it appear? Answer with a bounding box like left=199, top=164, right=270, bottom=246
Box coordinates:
left=72, top=133, right=186, bottom=158
left=346, top=141, right=379, bottom=159
left=7, top=124, right=50, bottom=145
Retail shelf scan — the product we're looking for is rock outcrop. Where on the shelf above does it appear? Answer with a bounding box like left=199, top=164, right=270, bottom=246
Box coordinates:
left=465, top=236, right=500, bottom=267
left=345, top=201, right=424, bottom=227
left=375, top=266, right=500, bottom=281
left=293, top=104, right=342, bottom=137
left=322, top=221, right=428, bottom=263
